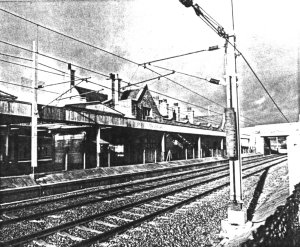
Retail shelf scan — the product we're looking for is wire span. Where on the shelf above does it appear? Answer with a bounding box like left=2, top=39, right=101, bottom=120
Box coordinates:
left=0, top=52, right=67, bottom=75
left=139, top=48, right=209, bottom=66
left=179, top=1, right=289, bottom=123
left=0, top=40, right=109, bottom=79
left=0, top=8, right=138, bottom=66
left=122, top=71, right=175, bottom=90
left=0, top=80, right=59, bottom=94
left=0, top=58, right=65, bottom=76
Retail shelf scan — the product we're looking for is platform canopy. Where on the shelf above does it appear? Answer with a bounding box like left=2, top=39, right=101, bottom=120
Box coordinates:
left=0, top=99, right=225, bottom=137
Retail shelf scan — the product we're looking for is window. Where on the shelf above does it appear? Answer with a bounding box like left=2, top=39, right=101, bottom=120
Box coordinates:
left=142, top=107, right=151, bottom=119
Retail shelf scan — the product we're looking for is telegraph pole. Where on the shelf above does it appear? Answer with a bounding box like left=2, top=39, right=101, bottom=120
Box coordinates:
left=31, top=40, right=38, bottom=175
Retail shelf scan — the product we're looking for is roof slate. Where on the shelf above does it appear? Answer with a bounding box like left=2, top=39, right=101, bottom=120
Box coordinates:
left=75, top=86, right=108, bottom=102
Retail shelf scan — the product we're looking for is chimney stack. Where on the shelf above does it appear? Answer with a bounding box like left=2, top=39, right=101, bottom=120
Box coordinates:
left=110, top=73, right=116, bottom=107
left=158, top=98, right=168, bottom=117
left=174, top=103, right=180, bottom=121
left=166, top=103, right=169, bottom=117
left=187, top=107, right=194, bottom=124
left=68, top=63, right=75, bottom=88
left=116, top=74, right=121, bottom=104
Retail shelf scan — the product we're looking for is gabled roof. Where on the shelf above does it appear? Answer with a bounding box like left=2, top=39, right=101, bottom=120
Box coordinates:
left=194, top=115, right=223, bottom=125
left=75, top=86, right=108, bottom=102
left=194, top=114, right=224, bottom=130
left=120, top=85, right=148, bottom=101
left=0, top=89, right=17, bottom=101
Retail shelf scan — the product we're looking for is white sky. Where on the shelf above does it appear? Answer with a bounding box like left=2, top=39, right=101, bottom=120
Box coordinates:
left=0, top=0, right=299, bottom=127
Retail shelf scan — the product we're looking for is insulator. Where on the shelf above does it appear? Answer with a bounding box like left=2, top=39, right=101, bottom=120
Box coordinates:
left=179, top=0, right=193, bottom=8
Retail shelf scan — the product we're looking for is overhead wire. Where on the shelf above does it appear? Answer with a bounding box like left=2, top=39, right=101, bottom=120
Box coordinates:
left=0, top=12, right=229, bottom=118
left=58, top=88, right=104, bottom=101
left=0, top=58, right=65, bottom=76
left=0, top=51, right=67, bottom=75
left=140, top=48, right=209, bottom=65
left=150, top=64, right=209, bottom=82
left=85, top=78, right=223, bottom=116
left=0, top=40, right=255, bottom=124
left=149, top=64, right=261, bottom=125
left=0, top=8, right=261, bottom=125
left=0, top=40, right=226, bottom=117
left=42, top=78, right=86, bottom=108
left=121, top=71, right=175, bottom=90
left=0, top=40, right=109, bottom=79
left=167, top=106, right=221, bottom=125
left=238, top=51, right=289, bottom=122
left=41, top=77, right=84, bottom=88
left=185, top=2, right=289, bottom=123
left=0, top=9, right=227, bottom=107
left=0, top=8, right=139, bottom=66
left=144, top=65, right=226, bottom=109
left=0, top=79, right=59, bottom=94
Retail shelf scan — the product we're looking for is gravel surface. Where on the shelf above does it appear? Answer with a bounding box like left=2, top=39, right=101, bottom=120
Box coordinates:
left=92, top=162, right=287, bottom=247
left=0, top=156, right=285, bottom=246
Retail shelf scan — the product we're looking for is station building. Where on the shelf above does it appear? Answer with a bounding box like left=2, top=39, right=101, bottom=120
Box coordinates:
left=0, top=75, right=226, bottom=176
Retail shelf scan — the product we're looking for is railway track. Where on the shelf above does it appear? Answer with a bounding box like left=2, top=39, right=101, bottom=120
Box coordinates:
left=0, top=155, right=278, bottom=222
left=0, top=155, right=286, bottom=246
left=0, top=155, right=274, bottom=212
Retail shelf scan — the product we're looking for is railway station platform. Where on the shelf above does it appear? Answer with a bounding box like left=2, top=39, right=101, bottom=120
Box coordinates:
left=0, top=153, right=262, bottom=203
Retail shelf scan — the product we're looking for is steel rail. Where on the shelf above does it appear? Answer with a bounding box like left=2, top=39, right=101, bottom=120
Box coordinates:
left=0, top=160, right=230, bottom=212
left=0, top=154, right=272, bottom=212
left=0, top=155, right=286, bottom=246
left=0, top=163, right=229, bottom=226
left=0, top=155, right=279, bottom=225
left=73, top=157, right=287, bottom=246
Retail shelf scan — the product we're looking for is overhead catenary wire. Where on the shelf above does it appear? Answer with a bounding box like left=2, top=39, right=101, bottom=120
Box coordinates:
left=0, top=52, right=67, bottom=75
left=121, top=71, right=175, bottom=90
left=143, top=65, right=226, bottom=109
left=0, top=40, right=255, bottom=125
left=139, top=48, right=214, bottom=66
left=0, top=79, right=59, bottom=94
left=58, top=88, right=104, bottom=101
left=0, top=8, right=139, bottom=66
left=86, top=78, right=222, bottom=116
left=135, top=57, right=259, bottom=125
left=0, top=9, right=226, bottom=106
left=80, top=78, right=255, bottom=125
left=42, top=78, right=87, bottom=108
left=0, top=40, right=109, bottom=79
left=0, top=58, right=65, bottom=77
left=0, top=9, right=261, bottom=125
left=150, top=64, right=209, bottom=82
left=238, top=51, right=289, bottom=123
left=0, top=40, right=255, bottom=124
left=0, top=39, right=226, bottom=115
left=0, top=29, right=232, bottom=118
left=41, top=77, right=88, bottom=88
left=180, top=1, right=289, bottom=123
left=167, top=106, right=221, bottom=125
left=148, top=65, right=262, bottom=125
